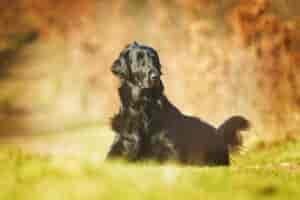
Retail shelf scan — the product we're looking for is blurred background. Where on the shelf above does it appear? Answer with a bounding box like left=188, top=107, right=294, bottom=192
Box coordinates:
left=0, top=0, right=300, bottom=145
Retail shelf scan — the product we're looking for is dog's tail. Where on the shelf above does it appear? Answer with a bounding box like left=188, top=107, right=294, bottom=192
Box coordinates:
left=217, top=116, right=250, bottom=151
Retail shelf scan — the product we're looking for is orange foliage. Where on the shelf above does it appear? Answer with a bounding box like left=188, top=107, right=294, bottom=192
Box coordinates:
left=175, top=0, right=212, bottom=10
left=228, top=0, right=271, bottom=45
left=228, top=0, right=300, bottom=136
left=0, top=0, right=96, bottom=37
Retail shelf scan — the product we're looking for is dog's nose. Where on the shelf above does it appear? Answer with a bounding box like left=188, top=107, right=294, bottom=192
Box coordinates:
left=150, top=71, right=160, bottom=81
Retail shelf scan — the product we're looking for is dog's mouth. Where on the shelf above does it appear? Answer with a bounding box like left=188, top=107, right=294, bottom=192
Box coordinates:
left=149, top=77, right=160, bottom=87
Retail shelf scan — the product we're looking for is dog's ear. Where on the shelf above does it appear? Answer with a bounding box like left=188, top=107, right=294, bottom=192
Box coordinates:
left=112, top=42, right=139, bottom=79
left=111, top=56, right=129, bottom=79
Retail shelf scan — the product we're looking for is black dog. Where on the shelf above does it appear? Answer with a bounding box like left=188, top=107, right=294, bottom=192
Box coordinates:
left=107, top=42, right=249, bottom=166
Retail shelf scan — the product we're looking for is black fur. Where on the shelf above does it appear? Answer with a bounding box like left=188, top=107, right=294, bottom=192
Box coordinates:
left=107, top=42, right=249, bottom=166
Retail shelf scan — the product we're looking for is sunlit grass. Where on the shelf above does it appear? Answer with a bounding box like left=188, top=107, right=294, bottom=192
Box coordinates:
left=0, top=125, right=299, bottom=200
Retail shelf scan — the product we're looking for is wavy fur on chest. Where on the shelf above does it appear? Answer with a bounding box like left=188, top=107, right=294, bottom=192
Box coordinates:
left=108, top=82, right=171, bottom=161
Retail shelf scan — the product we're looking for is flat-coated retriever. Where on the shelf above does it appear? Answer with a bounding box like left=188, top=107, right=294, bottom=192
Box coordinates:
left=107, top=42, right=249, bottom=166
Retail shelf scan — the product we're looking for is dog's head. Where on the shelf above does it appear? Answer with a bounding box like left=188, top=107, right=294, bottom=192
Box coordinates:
left=111, top=42, right=162, bottom=89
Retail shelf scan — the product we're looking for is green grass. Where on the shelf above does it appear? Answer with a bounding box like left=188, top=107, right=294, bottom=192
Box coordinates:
left=0, top=125, right=299, bottom=200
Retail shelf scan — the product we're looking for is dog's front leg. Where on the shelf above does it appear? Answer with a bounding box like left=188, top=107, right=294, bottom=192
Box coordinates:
left=150, top=133, right=178, bottom=162
left=107, top=133, right=141, bottom=161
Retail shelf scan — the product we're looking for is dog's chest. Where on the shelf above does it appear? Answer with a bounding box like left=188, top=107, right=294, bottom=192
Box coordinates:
left=126, top=100, right=161, bottom=129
